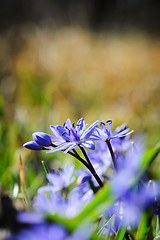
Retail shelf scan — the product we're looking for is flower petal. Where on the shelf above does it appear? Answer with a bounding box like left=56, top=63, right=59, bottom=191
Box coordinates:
left=63, top=143, right=77, bottom=153
left=94, top=127, right=108, bottom=141
left=32, top=132, right=52, bottom=147
left=80, top=141, right=95, bottom=150
left=113, top=130, right=134, bottom=139
left=50, top=125, right=62, bottom=138
left=65, top=118, right=72, bottom=129
left=88, top=134, right=101, bottom=141
left=23, top=141, right=42, bottom=150
left=81, top=120, right=99, bottom=140
left=76, top=118, right=86, bottom=135
left=47, top=142, right=74, bottom=153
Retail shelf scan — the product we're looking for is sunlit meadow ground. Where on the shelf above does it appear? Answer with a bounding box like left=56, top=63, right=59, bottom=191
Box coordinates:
left=0, top=26, right=160, bottom=198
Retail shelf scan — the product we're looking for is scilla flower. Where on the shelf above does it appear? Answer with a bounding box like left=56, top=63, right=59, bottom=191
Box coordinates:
left=95, top=120, right=134, bottom=142
left=48, top=118, right=99, bottom=153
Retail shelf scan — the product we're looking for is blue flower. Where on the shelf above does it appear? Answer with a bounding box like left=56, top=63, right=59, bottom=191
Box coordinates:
left=7, top=221, right=92, bottom=240
left=48, top=118, right=99, bottom=153
left=46, top=164, right=76, bottom=191
left=95, top=120, right=134, bottom=142
left=33, top=184, right=93, bottom=218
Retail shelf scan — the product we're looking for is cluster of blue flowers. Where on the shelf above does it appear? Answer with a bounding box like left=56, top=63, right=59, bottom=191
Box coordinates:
left=7, top=118, right=160, bottom=239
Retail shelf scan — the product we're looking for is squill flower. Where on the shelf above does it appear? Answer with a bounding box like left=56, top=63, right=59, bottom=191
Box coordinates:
left=95, top=120, right=134, bottom=142
left=48, top=118, right=99, bottom=153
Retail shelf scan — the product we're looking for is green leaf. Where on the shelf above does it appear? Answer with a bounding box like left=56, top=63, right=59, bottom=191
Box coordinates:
left=136, top=214, right=149, bottom=240
left=115, top=227, right=126, bottom=240
left=153, top=230, right=160, bottom=240
left=141, top=146, right=160, bottom=171
left=41, top=160, right=50, bottom=174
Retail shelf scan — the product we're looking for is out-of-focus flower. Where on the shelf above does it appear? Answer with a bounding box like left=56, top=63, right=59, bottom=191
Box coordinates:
left=32, top=164, right=94, bottom=218
left=87, top=141, right=112, bottom=175
left=48, top=118, right=99, bottom=153
left=7, top=221, right=92, bottom=240
left=46, top=164, right=75, bottom=191
left=105, top=136, right=159, bottom=230
left=7, top=223, right=67, bottom=240
left=33, top=186, right=93, bottom=218
left=104, top=181, right=159, bottom=233
left=17, top=212, right=45, bottom=224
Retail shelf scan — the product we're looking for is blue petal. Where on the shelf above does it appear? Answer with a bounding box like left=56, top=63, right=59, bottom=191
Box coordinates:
left=107, top=120, right=112, bottom=136
left=94, top=127, right=108, bottom=141
left=80, top=141, right=95, bottom=150
left=113, top=130, right=134, bottom=139
left=81, top=120, right=99, bottom=140
left=63, top=143, right=77, bottom=153
left=47, top=142, right=75, bottom=153
left=50, top=125, right=62, bottom=138
left=56, top=126, right=71, bottom=141
left=88, top=134, right=101, bottom=141
left=17, top=212, right=44, bottom=224
left=65, top=118, right=72, bottom=129
left=37, top=185, right=56, bottom=194
left=76, top=118, right=85, bottom=134
left=23, top=141, right=42, bottom=150
left=32, top=132, right=52, bottom=147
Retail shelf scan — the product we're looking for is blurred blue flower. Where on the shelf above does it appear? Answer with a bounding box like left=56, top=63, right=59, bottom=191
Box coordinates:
left=104, top=181, right=159, bottom=232
left=7, top=223, right=67, bottom=240
left=17, top=212, right=45, bottom=224
left=87, top=141, right=112, bottom=175
left=32, top=164, right=94, bottom=218
left=7, top=221, right=92, bottom=240
left=111, top=137, right=145, bottom=196
left=33, top=185, right=93, bottom=218
left=46, top=164, right=75, bottom=191
left=105, top=136, right=159, bottom=230
left=48, top=118, right=99, bottom=153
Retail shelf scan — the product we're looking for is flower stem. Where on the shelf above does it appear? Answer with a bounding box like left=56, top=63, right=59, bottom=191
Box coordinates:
left=68, top=150, right=91, bottom=170
left=51, top=143, right=91, bottom=171
left=106, top=140, right=117, bottom=170
left=50, top=143, right=103, bottom=188
left=79, top=146, right=104, bottom=188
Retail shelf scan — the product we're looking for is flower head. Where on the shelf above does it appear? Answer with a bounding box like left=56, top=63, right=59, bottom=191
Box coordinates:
left=48, top=118, right=99, bottom=153
left=7, top=223, right=67, bottom=240
left=46, top=164, right=75, bottom=191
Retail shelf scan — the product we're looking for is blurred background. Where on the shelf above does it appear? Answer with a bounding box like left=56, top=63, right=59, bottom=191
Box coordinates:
left=0, top=0, right=160, bottom=198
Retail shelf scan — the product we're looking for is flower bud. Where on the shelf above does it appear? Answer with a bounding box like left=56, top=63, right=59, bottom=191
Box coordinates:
left=23, top=141, right=42, bottom=150
left=32, top=132, right=52, bottom=147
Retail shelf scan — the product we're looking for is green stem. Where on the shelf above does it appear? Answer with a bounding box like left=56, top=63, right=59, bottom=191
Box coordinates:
left=106, top=140, right=117, bottom=170
left=79, top=146, right=104, bottom=188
